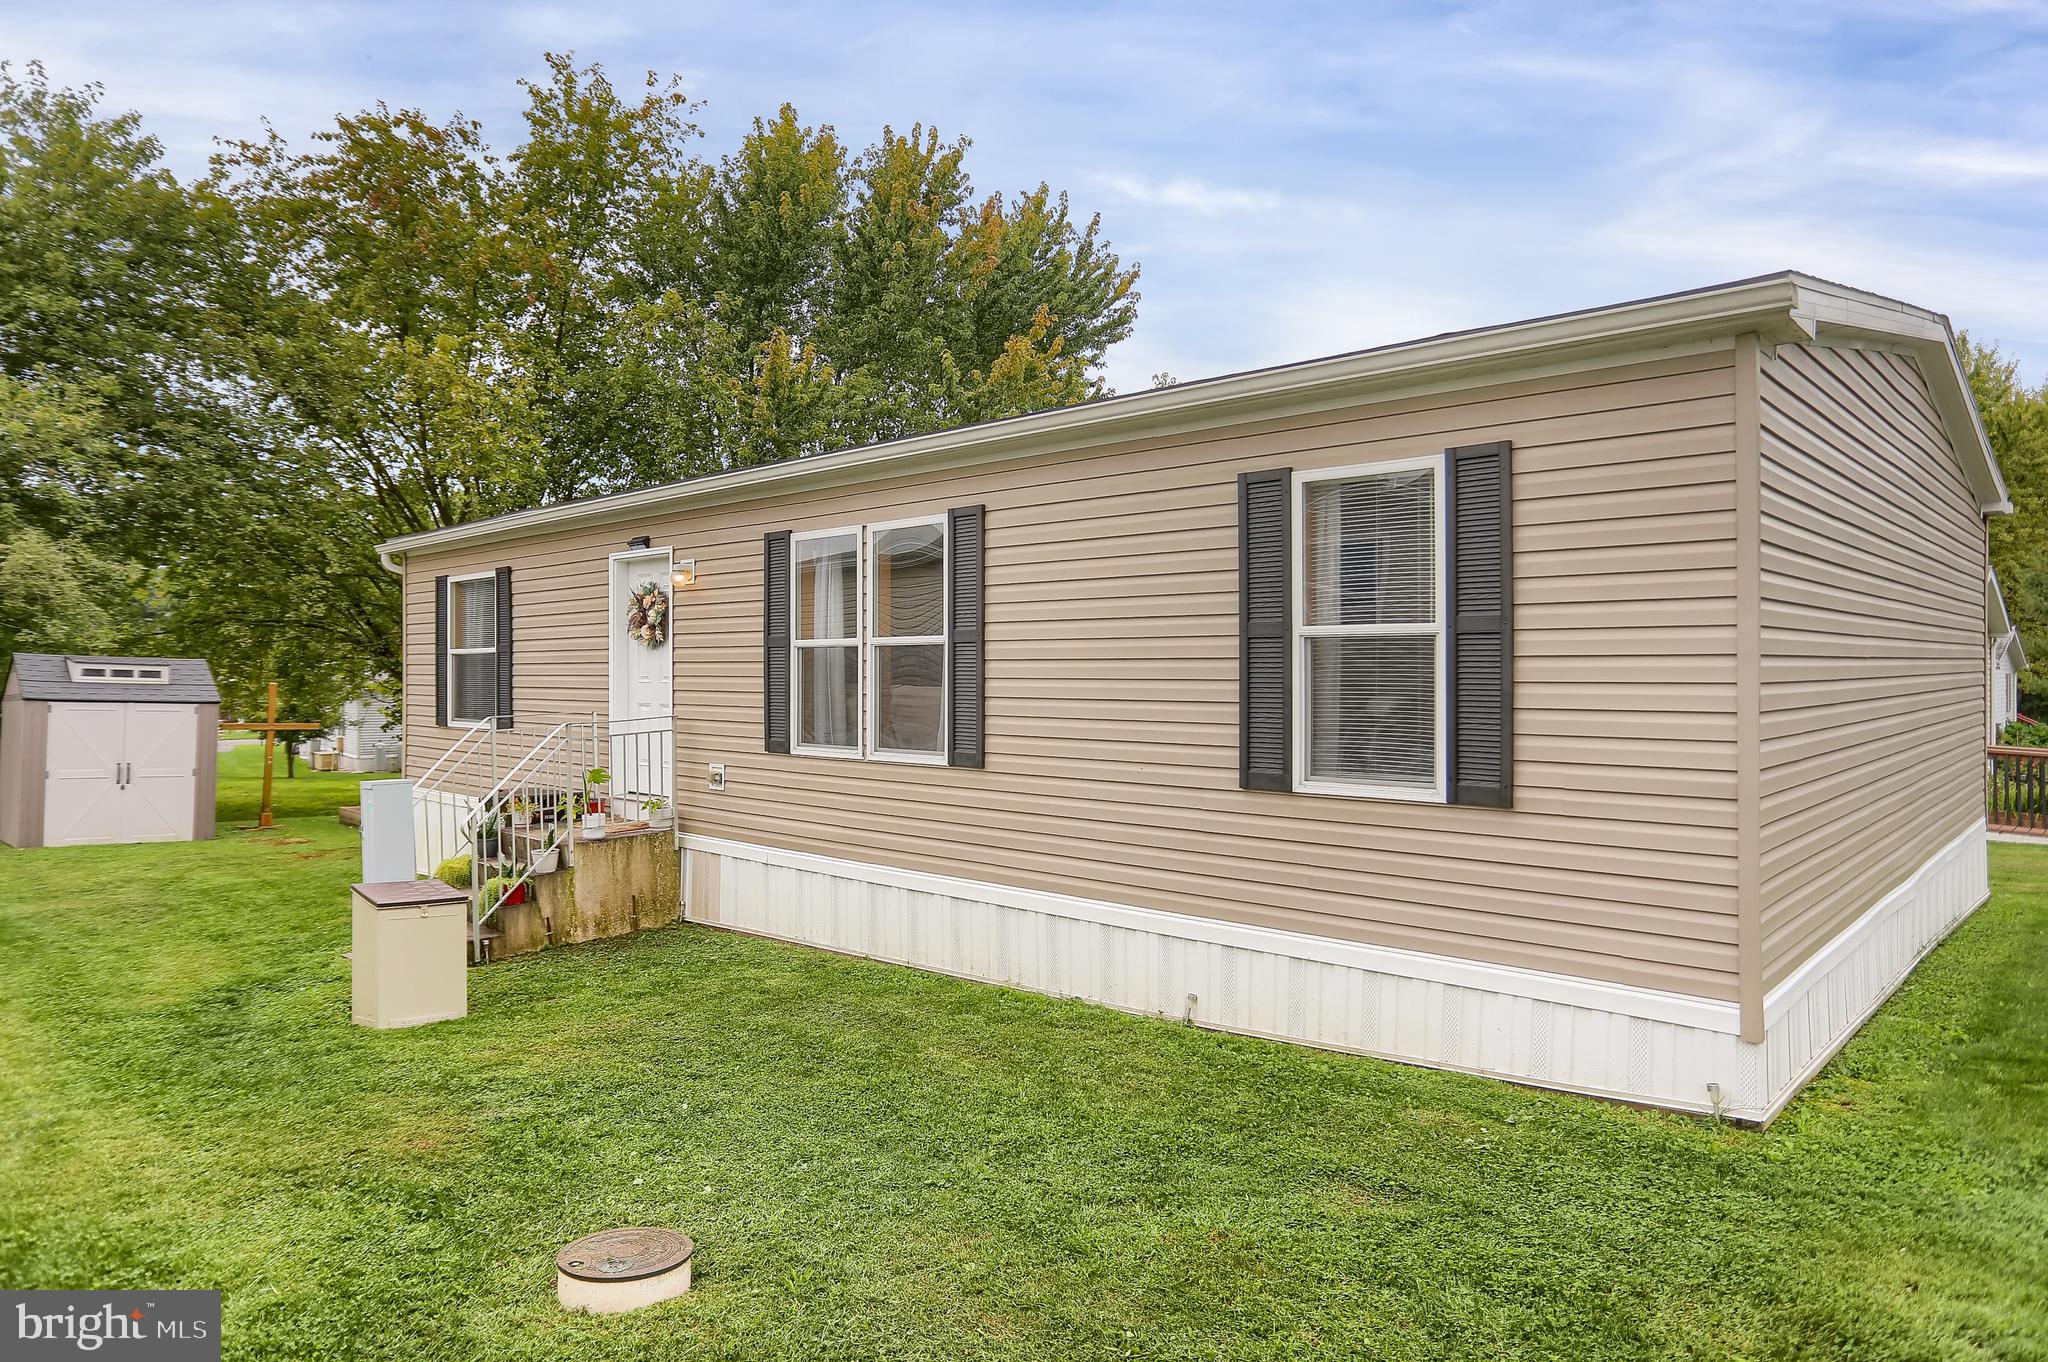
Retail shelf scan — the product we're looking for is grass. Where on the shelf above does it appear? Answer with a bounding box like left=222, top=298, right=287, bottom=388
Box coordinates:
left=0, top=757, right=2044, bottom=1360
left=213, top=739, right=395, bottom=825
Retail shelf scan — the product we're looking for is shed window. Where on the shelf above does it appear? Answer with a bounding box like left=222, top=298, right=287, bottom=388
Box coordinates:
left=1295, top=456, right=1445, bottom=801
left=446, top=575, right=499, bottom=724
left=68, top=662, right=169, bottom=684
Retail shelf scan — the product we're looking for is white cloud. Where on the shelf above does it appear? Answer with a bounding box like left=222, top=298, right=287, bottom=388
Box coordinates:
left=1092, top=173, right=1285, bottom=217
left=1892, top=141, right=2048, bottom=184
left=501, top=5, right=636, bottom=49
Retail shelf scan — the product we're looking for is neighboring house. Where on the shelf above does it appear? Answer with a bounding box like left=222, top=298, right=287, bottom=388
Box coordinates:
left=1988, top=571, right=2027, bottom=741
left=377, top=271, right=2006, bottom=1124
left=303, top=692, right=402, bottom=773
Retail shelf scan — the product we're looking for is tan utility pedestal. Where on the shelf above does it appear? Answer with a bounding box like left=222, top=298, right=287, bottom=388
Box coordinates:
left=351, top=880, right=468, bottom=1028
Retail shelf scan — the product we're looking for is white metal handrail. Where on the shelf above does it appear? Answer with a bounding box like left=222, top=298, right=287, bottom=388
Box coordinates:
left=414, top=716, right=497, bottom=791
left=455, top=714, right=674, bottom=962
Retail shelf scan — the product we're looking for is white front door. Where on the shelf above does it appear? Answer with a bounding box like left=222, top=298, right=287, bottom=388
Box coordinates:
left=610, top=549, right=675, bottom=817
left=44, top=703, right=127, bottom=846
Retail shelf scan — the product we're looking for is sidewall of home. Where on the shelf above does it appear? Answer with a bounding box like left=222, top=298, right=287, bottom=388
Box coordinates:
left=402, top=346, right=1747, bottom=1003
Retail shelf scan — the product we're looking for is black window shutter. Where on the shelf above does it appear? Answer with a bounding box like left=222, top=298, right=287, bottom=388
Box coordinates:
left=434, top=574, right=449, bottom=728
left=948, top=504, right=986, bottom=769
left=1447, top=441, right=1514, bottom=807
left=763, top=531, right=792, bottom=754
left=1240, top=469, right=1292, bottom=790
left=494, top=566, right=514, bottom=730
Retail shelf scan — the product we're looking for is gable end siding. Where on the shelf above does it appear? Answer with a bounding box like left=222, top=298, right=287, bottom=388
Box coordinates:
left=1756, top=342, right=1988, bottom=991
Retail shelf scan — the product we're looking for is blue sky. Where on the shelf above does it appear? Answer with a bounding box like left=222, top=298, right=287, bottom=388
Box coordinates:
left=5, top=1, right=2046, bottom=391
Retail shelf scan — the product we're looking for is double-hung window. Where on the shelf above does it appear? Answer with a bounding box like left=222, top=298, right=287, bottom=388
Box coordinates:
left=1295, top=455, right=1446, bottom=801
left=789, top=518, right=950, bottom=761
left=869, top=517, right=948, bottom=762
left=446, top=573, right=500, bottom=724
left=792, top=529, right=863, bottom=755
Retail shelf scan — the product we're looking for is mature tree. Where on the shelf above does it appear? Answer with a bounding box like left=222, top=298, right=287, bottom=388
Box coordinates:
left=0, top=54, right=1142, bottom=722
left=0, top=62, right=245, bottom=678
left=1964, top=335, right=2048, bottom=711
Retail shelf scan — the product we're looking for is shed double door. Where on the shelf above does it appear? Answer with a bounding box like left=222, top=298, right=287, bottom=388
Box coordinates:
left=44, top=703, right=197, bottom=847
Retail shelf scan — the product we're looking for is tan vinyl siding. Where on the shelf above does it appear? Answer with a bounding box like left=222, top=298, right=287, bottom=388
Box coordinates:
left=1757, top=343, right=1986, bottom=991
left=404, top=350, right=1743, bottom=997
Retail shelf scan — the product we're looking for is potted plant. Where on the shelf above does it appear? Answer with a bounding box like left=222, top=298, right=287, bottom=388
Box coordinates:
left=582, top=767, right=611, bottom=838
left=476, top=810, right=502, bottom=862
left=509, top=796, right=534, bottom=828
left=643, top=794, right=671, bottom=829
left=482, top=874, right=527, bottom=908
left=529, top=827, right=562, bottom=875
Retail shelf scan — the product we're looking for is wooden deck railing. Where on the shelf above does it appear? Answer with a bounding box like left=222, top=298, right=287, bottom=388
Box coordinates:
left=1987, top=745, right=2048, bottom=834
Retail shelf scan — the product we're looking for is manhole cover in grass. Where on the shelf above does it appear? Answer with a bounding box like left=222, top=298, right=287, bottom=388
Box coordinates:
left=557, top=1227, right=694, bottom=1314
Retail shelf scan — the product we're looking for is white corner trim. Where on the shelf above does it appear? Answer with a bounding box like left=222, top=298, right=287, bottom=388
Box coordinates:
left=680, top=833, right=1740, bottom=1033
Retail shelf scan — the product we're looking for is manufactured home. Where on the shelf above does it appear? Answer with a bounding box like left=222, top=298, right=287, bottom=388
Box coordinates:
left=377, top=272, right=2005, bottom=1123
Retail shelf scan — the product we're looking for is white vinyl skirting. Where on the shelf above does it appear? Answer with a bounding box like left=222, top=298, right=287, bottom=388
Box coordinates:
left=680, top=821, right=1988, bottom=1123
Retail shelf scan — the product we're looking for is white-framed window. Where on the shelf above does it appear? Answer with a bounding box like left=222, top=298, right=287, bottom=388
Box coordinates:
left=789, top=517, right=950, bottom=762
left=791, top=527, right=863, bottom=757
left=446, top=572, right=499, bottom=724
left=68, top=662, right=169, bottom=683
left=868, top=515, right=949, bottom=763
left=1293, top=453, right=1446, bottom=802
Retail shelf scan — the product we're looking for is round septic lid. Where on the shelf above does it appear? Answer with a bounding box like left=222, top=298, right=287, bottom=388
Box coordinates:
left=556, top=1228, right=695, bottom=1282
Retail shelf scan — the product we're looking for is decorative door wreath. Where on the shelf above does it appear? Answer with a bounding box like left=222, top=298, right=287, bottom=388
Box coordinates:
left=626, top=581, right=670, bottom=647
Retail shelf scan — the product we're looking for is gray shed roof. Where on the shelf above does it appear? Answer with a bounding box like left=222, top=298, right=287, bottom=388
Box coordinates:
left=6, top=653, right=221, bottom=704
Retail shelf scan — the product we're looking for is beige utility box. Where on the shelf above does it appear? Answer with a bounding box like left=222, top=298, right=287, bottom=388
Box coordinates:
left=351, top=880, right=468, bottom=1028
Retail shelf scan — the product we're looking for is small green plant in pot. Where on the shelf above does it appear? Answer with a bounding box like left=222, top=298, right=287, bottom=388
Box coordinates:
left=582, top=767, right=611, bottom=838
left=643, top=794, right=671, bottom=828
left=476, top=810, right=503, bottom=862
left=481, top=874, right=527, bottom=908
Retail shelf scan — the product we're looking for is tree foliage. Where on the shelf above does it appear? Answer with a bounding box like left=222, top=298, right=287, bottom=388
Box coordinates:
left=0, top=55, right=1139, bottom=723
left=1964, top=334, right=2048, bottom=712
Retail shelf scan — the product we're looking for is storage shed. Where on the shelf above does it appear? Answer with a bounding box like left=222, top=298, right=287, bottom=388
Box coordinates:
left=0, top=654, right=220, bottom=848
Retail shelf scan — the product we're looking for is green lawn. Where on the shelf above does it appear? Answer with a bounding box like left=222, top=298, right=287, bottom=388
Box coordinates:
left=213, top=739, right=395, bottom=824
left=0, top=762, right=2044, bottom=1360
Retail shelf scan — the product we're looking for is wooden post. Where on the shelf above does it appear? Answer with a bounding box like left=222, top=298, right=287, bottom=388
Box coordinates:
left=260, top=682, right=278, bottom=828
left=221, top=680, right=321, bottom=830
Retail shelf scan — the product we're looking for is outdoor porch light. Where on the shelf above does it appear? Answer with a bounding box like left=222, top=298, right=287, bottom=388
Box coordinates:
left=627, top=535, right=651, bottom=549
left=672, top=559, right=698, bottom=589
